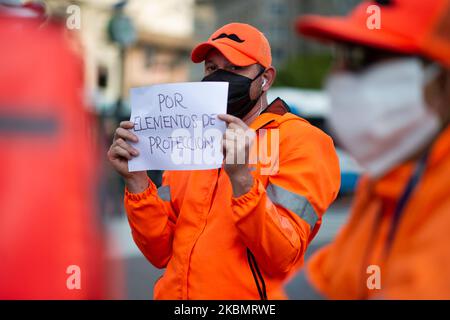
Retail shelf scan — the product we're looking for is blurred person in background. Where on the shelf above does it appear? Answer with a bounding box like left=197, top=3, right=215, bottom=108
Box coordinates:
left=108, top=23, right=341, bottom=299
left=295, top=0, right=450, bottom=299
left=0, top=1, right=109, bottom=298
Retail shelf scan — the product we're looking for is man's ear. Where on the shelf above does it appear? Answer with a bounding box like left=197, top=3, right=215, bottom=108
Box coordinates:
left=445, top=69, right=450, bottom=96
left=262, top=66, right=276, bottom=91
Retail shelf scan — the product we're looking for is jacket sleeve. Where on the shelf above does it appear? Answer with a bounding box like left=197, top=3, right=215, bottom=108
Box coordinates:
left=231, top=120, right=341, bottom=276
left=124, top=172, right=178, bottom=269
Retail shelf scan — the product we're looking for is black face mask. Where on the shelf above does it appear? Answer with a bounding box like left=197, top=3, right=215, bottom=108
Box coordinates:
left=201, top=68, right=265, bottom=119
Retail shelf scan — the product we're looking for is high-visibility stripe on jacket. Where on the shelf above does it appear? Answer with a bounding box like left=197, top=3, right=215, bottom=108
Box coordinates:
left=300, top=124, right=450, bottom=299
left=124, top=98, right=341, bottom=299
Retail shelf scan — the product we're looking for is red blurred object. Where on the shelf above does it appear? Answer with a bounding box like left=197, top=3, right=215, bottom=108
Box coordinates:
left=0, top=15, right=106, bottom=299
left=297, top=0, right=450, bottom=68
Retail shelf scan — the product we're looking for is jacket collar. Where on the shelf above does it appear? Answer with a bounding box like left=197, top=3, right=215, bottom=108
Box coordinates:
left=249, top=97, right=291, bottom=130
left=262, top=97, right=291, bottom=115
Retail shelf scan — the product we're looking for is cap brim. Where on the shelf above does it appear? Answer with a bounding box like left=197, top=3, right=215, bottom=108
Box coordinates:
left=296, top=15, right=419, bottom=54
left=191, top=41, right=257, bottom=66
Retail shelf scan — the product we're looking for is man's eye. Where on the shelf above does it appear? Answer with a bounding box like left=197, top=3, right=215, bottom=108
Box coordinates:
left=206, top=65, right=217, bottom=72
left=229, top=66, right=242, bottom=71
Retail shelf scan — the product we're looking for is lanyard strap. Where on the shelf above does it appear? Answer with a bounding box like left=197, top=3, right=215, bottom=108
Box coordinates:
left=383, top=150, right=430, bottom=258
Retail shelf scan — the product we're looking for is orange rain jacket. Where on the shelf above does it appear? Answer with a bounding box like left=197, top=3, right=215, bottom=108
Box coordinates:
left=125, top=98, right=341, bottom=299
left=299, top=125, right=450, bottom=299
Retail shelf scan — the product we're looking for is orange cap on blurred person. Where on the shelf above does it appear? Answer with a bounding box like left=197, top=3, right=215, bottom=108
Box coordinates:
left=296, top=0, right=450, bottom=67
left=191, top=22, right=272, bottom=68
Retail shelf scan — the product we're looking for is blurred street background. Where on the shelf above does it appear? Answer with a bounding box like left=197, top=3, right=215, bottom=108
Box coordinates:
left=3, top=0, right=364, bottom=299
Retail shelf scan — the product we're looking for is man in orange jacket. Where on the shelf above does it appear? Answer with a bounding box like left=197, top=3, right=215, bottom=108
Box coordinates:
left=108, top=23, right=341, bottom=299
left=295, top=0, right=450, bottom=299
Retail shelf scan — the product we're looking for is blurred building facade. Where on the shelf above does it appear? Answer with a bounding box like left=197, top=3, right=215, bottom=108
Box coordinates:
left=124, top=0, right=195, bottom=111
left=46, top=0, right=196, bottom=116
left=197, top=0, right=360, bottom=69
left=43, top=0, right=362, bottom=114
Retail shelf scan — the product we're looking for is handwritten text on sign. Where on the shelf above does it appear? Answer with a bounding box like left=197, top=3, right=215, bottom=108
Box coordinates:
left=128, top=82, right=228, bottom=171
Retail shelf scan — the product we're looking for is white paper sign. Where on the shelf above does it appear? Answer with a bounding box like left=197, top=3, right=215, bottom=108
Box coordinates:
left=128, top=82, right=228, bottom=171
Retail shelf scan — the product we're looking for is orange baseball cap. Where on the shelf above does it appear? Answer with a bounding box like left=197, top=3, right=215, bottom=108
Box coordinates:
left=296, top=0, right=450, bottom=68
left=191, top=22, right=272, bottom=68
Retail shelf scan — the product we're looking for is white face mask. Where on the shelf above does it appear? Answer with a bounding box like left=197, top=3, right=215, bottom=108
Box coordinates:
left=326, top=58, right=441, bottom=178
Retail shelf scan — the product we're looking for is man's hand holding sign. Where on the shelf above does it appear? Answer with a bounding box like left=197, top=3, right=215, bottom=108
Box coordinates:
left=219, top=113, right=256, bottom=197
left=108, top=81, right=256, bottom=196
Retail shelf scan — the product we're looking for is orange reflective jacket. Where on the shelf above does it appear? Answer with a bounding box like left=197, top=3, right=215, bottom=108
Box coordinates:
left=300, top=125, right=450, bottom=299
left=125, top=98, right=341, bottom=299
